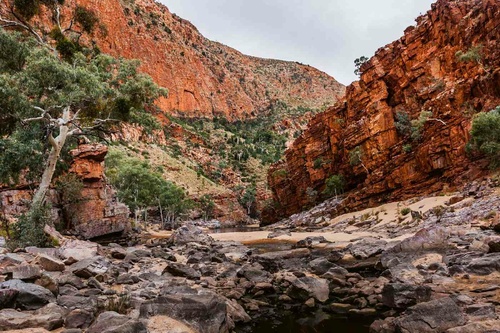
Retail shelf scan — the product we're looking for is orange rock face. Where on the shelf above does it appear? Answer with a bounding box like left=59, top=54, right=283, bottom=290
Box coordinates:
left=266, top=0, right=500, bottom=222
left=0, top=0, right=345, bottom=120
left=68, top=144, right=130, bottom=239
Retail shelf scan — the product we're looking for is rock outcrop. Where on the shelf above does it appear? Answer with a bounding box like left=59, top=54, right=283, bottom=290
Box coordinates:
left=0, top=144, right=129, bottom=240
left=267, top=0, right=500, bottom=221
left=0, top=0, right=345, bottom=120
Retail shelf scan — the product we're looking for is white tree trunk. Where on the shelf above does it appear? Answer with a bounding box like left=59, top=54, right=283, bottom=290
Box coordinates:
left=31, top=107, right=71, bottom=209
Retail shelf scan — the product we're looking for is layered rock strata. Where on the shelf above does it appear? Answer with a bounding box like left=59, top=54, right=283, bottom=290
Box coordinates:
left=267, top=0, right=500, bottom=221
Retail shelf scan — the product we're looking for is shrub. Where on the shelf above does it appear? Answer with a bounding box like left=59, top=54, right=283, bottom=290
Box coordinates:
left=323, top=174, right=345, bottom=198
left=400, top=207, right=411, bottom=216
left=456, top=45, right=483, bottom=64
left=469, top=106, right=500, bottom=168
left=402, top=144, right=412, bottom=153
left=394, top=111, right=412, bottom=137
left=349, top=146, right=363, bottom=166
left=410, top=111, right=432, bottom=141
left=313, top=158, right=323, bottom=169
left=74, top=6, right=99, bottom=34
left=8, top=204, right=52, bottom=249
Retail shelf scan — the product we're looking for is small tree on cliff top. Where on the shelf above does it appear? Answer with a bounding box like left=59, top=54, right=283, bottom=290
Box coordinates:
left=0, top=26, right=167, bottom=240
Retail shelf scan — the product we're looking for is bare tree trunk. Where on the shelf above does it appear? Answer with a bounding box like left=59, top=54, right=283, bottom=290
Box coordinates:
left=31, top=107, right=70, bottom=209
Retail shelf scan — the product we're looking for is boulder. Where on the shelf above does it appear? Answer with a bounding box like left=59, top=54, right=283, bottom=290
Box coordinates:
left=0, top=303, right=65, bottom=331
left=163, top=263, right=201, bottom=280
left=0, top=280, right=55, bottom=310
left=60, top=240, right=99, bottom=262
left=308, top=258, right=334, bottom=275
left=140, top=289, right=229, bottom=333
left=168, top=225, right=214, bottom=246
left=348, top=238, right=388, bottom=260
left=395, top=297, right=466, bottom=332
left=37, top=254, right=65, bottom=272
left=11, top=265, right=42, bottom=280
left=286, top=275, right=329, bottom=303
left=87, top=311, right=147, bottom=333
left=69, top=257, right=109, bottom=278
left=381, top=283, right=432, bottom=309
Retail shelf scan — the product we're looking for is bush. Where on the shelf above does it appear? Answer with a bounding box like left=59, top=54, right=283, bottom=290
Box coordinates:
left=323, top=174, right=345, bottom=198
left=456, top=45, right=483, bottom=64
left=400, top=207, right=411, bottom=216
left=8, top=204, right=52, bottom=249
left=394, top=111, right=412, bottom=137
left=349, top=146, right=363, bottom=166
left=402, top=144, right=412, bottom=153
left=74, top=6, right=99, bottom=34
left=469, top=106, right=500, bottom=167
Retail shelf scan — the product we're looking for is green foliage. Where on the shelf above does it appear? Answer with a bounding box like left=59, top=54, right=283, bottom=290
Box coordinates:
left=313, top=158, right=324, bottom=169
left=105, top=149, right=192, bottom=222
left=349, top=146, right=363, bottom=166
left=74, top=6, right=99, bottom=34
left=400, top=207, right=411, bottom=216
left=456, top=45, right=483, bottom=64
left=8, top=204, right=52, bottom=249
left=402, top=144, right=412, bottom=153
left=55, top=173, right=84, bottom=229
left=0, top=30, right=29, bottom=72
left=199, top=194, right=215, bottom=221
left=410, top=111, right=432, bottom=141
left=239, top=185, right=256, bottom=215
left=394, top=111, right=412, bottom=137
left=323, top=174, right=345, bottom=198
left=0, top=28, right=167, bottom=185
left=13, top=0, right=39, bottom=19
left=354, top=56, right=368, bottom=77
left=469, top=106, right=500, bottom=168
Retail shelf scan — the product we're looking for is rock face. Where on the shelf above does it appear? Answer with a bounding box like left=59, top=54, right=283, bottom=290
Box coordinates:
left=0, top=144, right=129, bottom=240
left=68, top=144, right=130, bottom=239
left=267, top=0, right=500, bottom=221
left=4, top=0, right=344, bottom=120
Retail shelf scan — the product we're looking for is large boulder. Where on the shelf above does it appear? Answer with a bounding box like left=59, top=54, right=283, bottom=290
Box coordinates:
left=348, top=237, right=388, bottom=260
left=87, top=311, right=147, bottom=333
left=0, top=303, right=66, bottom=331
left=395, top=297, right=466, bottom=332
left=140, top=288, right=229, bottom=333
left=381, top=283, right=432, bottom=309
left=0, top=280, right=55, bottom=310
left=59, top=240, right=99, bottom=262
left=168, top=225, right=214, bottom=246
left=69, top=257, right=109, bottom=278
left=285, top=275, right=330, bottom=303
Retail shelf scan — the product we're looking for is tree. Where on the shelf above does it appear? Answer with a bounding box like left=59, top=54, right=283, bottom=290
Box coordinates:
left=349, top=146, right=369, bottom=173
left=199, top=194, right=215, bottom=221
left=239, top=185, right=256, bottom=215
left=0, top=27, right=167, bottom=227
left=469, top=106, right=500, bottom=168
left=105, top=150, right=191, bottom=226
left=323, top=174, right=345, bottom=199
left=354, top=56, right=368, bottom=77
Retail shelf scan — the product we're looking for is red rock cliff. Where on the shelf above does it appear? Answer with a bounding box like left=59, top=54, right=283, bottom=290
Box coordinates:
left=267, top=0, right=500, bottom=221
left=0, top=0, right=344, bottom=120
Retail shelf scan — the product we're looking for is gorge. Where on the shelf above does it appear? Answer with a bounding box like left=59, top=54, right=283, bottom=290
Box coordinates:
left=0, top=0, right=500, bottom=333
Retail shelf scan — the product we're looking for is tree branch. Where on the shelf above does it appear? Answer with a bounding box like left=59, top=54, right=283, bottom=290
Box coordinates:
left=428, top=118, right=447, bottom=126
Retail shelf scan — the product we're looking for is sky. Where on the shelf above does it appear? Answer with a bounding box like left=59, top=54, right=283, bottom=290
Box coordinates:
left=161, top=0, right=436, bottom=85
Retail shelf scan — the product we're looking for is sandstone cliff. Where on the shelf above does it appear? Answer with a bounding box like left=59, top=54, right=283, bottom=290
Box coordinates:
left=1, top=0, right=344, bottom=120
left=267, top=0, right=500, bottom=222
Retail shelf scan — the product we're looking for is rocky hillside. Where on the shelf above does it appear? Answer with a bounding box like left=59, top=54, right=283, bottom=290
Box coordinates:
left=5, top=0, right=345, bottom=120
left=267, top=0, right=500, bottom=222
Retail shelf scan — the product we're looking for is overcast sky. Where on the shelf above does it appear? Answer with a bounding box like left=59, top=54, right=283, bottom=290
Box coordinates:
left=161, top=0, right=436, bottom=85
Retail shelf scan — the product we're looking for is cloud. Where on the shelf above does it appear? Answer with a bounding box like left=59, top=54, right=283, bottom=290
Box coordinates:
left=160, top=0, right=435, bottom=85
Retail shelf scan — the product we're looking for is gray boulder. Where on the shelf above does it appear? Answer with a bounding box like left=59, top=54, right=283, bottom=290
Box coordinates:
left=395, top=297, right=466, bottom=332
left=87, top=311, right=147, bottom=333
left=0, top=279, right=55, bottom=310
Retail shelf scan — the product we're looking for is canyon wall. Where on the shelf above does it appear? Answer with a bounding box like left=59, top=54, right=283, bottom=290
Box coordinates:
left=0, top=0, right=344, bottom=120
left=267, top=0, right=500, bottom=222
